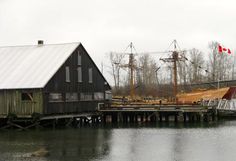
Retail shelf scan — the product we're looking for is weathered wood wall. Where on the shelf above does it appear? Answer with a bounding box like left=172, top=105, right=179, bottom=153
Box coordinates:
left=44, top=101, right=101, bottom=114
left=0, top=90, right=43, bottom=117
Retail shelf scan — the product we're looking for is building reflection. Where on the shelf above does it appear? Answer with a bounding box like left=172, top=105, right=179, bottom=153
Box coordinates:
left=0, top=127, right=111, bottom=161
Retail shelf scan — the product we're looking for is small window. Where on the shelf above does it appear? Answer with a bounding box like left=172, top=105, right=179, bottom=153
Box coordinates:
left=77, top=67, right=82, bottom=82
left=65, top=66, right=70, bottom=82
left=21, top=93, right=33, bottom=101
left=88, top=68, right=93, bottom=83
left=77, top=51, right=81, bottom=65
left=105, top=90, right=112, bottom=100
left=66, top=93, right=78, bottom=102
left=80, top=93, right=93, bottom=101
left=94, top=92, right=104, bottom=100
left=49, top=93, right=63, bottom=102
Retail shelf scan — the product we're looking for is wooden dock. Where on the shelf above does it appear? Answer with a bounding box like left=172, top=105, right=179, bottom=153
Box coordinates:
left=0, top=112, right=102, bottom=130
left=0, top=103, right=220, bottom=130
left=98, top=104, right=217, bottom=123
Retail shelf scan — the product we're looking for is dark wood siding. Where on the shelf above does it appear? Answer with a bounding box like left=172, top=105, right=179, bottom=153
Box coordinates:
left=43, top=44, right=111, bottom=114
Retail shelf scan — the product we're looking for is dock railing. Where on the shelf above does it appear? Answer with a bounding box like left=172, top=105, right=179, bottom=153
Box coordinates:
left=215, top=99, right=236, bottom=111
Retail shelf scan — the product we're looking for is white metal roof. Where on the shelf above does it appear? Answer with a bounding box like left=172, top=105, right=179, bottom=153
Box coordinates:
left=0, top=42, right=80, bottom=89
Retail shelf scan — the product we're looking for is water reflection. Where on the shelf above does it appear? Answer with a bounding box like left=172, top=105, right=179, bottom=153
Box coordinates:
left=1, top=121, right=236, bottom=161
left=96, top=122, right=236, bottom=161
left=0, top=126, right=111, bottom=161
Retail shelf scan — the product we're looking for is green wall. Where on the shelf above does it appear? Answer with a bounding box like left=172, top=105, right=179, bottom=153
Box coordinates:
left=0, top=90, right=43, bottom=117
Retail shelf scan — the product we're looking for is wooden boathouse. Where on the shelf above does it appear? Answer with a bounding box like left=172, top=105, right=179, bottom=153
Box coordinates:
left=0, top=41, right=235, bottom=129
left=0, top=41, right=112, bottom=120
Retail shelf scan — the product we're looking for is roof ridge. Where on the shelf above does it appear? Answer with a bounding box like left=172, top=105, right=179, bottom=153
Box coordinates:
left=0, top=42, right=80, bottom=48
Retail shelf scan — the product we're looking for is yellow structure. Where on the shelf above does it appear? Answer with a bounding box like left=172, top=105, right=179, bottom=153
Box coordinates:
left=177, top=87, right=231, bottom=104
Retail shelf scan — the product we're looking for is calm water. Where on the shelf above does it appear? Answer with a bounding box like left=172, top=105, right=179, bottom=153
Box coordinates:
left=1, top=121, right=236, bottom=161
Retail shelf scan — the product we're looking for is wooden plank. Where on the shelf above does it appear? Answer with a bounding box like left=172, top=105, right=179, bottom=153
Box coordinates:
left=40, top=113, right=99, bottom=121
left=99, top=104, right=212, bottom=113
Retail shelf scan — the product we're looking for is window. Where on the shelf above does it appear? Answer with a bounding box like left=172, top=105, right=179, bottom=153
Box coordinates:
left=105, top=90, right=112, bottom=100
left=77, top=67, right=82, bottom=82
left=49, top=93, right=63, bottom=102
left=21, top=93, right=33, bottom=101
left=94, top=92, right=104, bottom=100
left=80, top=93, right=93, bottom=101
left=66, top=93, right=78, bottom=102
left=77, top=51, right=81, bottom=65
left=65, top=66, right=70, bottom=82
left=88, top=68, right=93, bottom=83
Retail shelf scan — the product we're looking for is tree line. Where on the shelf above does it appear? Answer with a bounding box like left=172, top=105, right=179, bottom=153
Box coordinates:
left=108, top=41, right=235, bottom=97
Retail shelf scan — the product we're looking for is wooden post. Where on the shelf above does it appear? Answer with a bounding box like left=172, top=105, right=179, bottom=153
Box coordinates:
left=123, top=114, right=127, bottom=123
left=102, top=114, right=106, bottom=124
left=130, top=113, right=134, bottom=123
left=145, top=113, right=149, bottom=122
left=189, top=113, right=193, bottom=122
left=150, top=113, right=156, bottom=122
left=177, top=112, right=184, bottom=122
left=208, top=113, right=213, bottom=122
left=174, top=114, right=178, bottom=122
left=53, top=119, right=56, bottom=129
left=160, top=113, right=163, bottom=122
left=203, top=114, right=208, bottom=122
left=95, top=116, right=99, bottom=124
left=212, top=108, right=218, bottom=121
left=118, top=112, right=123, bottom=123
left=134, top=113, right=138, bottom=122
left=92, top=116, right=96, bottom=123
left=183, top=113, right=187, bottom=122
left=156, top=112, right=160, bottom=122
left=140, top=114, right=144, bottom=122
left=127, top=114, right=130, bottom=123
left=112, top=113, right=118, bottom=123
left=165, top=115, right=169, bottom=122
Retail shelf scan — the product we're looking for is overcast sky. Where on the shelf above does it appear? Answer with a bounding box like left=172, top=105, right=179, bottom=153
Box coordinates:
left=0, top=0, right=235, bottom=84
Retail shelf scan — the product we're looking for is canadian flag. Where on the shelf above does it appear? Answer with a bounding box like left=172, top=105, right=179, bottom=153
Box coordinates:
left=218, top=44, right=231, bottom=54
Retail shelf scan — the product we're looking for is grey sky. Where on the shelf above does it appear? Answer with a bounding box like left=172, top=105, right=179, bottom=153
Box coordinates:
left=0, top=0, right=235, bottom=84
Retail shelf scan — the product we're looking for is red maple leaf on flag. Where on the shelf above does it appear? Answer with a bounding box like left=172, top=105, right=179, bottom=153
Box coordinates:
left=218, top=44, right=231, bottom=54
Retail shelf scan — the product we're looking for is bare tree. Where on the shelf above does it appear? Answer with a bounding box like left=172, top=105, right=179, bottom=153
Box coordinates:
left=108, top=52, right=125, bottom=92
left=178, top=61, right=188, bottom=85
left=188, top=48, right=205, bottom=83
left=137, top=54, right=159, bottom=96
left=231, top=52, right=236, bottom=80
left=208, top=41, right=232, bottom=81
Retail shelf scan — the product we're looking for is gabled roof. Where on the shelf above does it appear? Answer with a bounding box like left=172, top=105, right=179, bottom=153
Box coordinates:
left=0, top=42, right=80, bottom=89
